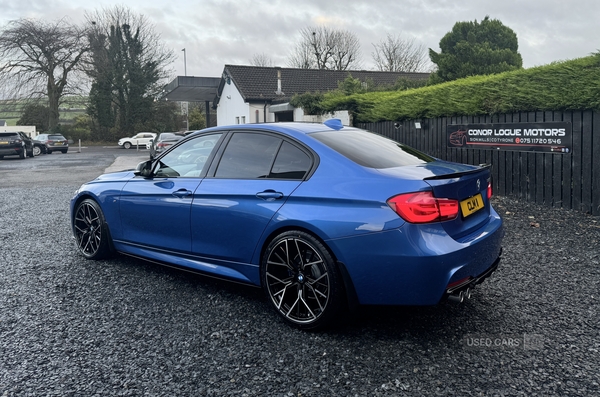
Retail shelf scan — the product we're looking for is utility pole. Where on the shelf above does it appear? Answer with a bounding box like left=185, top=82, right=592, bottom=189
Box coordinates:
left=182, top=48, right=188, bottom=130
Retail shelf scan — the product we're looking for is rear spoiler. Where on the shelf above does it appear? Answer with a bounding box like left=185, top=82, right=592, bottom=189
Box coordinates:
left=423, top=163, right=492, bottom=181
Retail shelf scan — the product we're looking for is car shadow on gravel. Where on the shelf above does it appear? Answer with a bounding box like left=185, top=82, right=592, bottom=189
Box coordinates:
left=102, top=251, right=505, bottom=337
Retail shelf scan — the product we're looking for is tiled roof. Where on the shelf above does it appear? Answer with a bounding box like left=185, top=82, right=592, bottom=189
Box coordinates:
left=217, top=65, right=429, bottom=103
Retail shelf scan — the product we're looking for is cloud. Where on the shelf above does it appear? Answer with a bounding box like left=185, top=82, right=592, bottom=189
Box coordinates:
left=2, top=0, right=599, bottom=77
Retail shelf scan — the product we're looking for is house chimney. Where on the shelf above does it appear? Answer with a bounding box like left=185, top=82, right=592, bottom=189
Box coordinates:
left=275, top=69, right=284, bottom=96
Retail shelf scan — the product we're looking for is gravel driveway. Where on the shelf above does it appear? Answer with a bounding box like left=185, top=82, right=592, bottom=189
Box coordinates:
left=1, top=159, right=599, bottom=396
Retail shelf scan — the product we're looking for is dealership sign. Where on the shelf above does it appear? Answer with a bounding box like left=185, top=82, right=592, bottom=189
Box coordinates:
left=447, top=122, right=572, bottom=153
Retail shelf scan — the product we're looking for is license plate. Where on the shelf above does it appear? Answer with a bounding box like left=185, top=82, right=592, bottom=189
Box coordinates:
left=54, top=142, right=63, bottom=145
left=0, top=141, right=8, bottom=144
left=460, top=193, right=484, bottom=217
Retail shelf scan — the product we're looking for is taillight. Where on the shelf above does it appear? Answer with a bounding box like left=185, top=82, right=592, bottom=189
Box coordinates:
left=387, top=191, right=459, bottom=223
left=157, top=142, right=167, bottom=148
left=487, top=181, right=492, bottom=199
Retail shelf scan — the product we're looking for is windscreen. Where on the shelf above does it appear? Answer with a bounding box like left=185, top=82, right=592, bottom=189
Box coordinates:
left=310, top=129, right=434, bottom=168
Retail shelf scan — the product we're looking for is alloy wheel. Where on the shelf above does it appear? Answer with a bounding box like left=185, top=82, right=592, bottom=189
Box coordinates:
left=265, top=236, right=331, bottom=325
left=74, top=200, right=104, bottom=258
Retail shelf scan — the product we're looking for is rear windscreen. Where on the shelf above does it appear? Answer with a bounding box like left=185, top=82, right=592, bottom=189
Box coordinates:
left=48, top=135, right=65, bottom=140
left=310, top=129, right=434, bottom=168
left=0, top=133, right=18, bottom=138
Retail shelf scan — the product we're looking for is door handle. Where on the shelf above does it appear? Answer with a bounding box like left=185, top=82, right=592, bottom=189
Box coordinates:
left=172, top=189, right=193, bottom=198
left=256, top=190, right=284, bottom=201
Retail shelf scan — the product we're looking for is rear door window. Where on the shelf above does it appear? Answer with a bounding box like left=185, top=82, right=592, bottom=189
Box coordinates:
left=215, top=133, right=282, bottom=179
left=269, top=141, right=311, bottom=179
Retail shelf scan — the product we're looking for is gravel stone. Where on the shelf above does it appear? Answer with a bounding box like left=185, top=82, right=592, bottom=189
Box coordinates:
left=0, top=180, right=598, bottom=396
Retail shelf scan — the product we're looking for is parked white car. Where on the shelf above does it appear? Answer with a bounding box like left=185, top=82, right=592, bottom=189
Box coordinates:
left=118, top=132, right=157, bottom=149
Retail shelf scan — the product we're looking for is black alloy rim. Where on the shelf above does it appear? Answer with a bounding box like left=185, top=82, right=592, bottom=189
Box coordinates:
left=265, top=237, right=330, bottom=324
left=74, top=202, right=102, bottom=256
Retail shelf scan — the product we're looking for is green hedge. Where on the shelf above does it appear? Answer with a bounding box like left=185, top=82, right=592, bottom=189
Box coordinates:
left=319, top=53, right=600, bottom=122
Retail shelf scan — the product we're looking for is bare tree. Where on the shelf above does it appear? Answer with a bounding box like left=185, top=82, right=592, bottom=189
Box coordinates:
left=288, top=26, right=362, bottom=70
left=0, top=18, right=89, bottom=130
left=287, top=37, right=314, bottom=69
left=372, top=33, right=429, bottom=72
left=249, top=53, right=273, bottom=67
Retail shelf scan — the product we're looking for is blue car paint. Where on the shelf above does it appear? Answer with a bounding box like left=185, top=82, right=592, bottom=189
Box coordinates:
left=119, top=177, right=202, bottom=252
left=190, top=178, right=303, bottom=263
left=71, top=122, right=504, bottom=307
left=323, top=211, right=503, bottom=305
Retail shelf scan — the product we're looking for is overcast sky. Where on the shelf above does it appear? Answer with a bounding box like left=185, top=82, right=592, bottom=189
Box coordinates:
left=2, top=0, right=599, bottom=80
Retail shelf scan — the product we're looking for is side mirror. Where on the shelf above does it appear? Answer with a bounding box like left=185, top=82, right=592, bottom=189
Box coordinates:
left=134, top=160, right=153, bottom=177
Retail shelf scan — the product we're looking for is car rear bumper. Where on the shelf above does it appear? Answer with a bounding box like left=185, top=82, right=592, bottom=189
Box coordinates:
left=46, top=143, right=68, bottom=150
left=0, top=147, right=25, bottom=156
left=327, top=210, right=504, bottom=306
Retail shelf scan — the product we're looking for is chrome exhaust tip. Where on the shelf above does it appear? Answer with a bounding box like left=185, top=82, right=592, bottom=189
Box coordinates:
left=464, top=288, right=472, bottom=300
left=447, top=291, right=464, bottom=303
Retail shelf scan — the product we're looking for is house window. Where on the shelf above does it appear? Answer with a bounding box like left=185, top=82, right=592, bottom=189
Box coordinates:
left=241, top=116, right=246, bottom=124
left=235, top=117, right=240, bottom=124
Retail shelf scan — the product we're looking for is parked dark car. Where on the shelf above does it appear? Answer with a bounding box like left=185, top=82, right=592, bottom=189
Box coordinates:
left=70, top=120, right=504, bottom=330
left=35, top=133, right=69, bottom=154
left=0, top=131, right=34, bottom=159
left=149, top=132, right=186, bottom=158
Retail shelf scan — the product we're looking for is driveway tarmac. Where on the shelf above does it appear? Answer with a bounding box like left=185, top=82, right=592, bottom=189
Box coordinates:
left=1, top=147, right=599, bottom=396
left=0, top=146, right=147, bottom=186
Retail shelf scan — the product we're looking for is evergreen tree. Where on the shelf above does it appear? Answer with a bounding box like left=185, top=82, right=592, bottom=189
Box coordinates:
left=429, top=16, right=522, bottom=83
left=17, top=103, right=50, bottom=132
left=85, top=6, right=174, bottom=140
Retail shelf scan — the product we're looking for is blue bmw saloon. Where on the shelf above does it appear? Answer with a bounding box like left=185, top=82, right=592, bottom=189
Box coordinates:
left=71, top=120, right=503, bottom=330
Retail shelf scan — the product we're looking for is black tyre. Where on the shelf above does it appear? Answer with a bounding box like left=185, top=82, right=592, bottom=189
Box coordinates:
left=61, top=149, right=68, bottom=154
left=123, top=142, right=132, bottom=149
left=47, top=149, right=52, bottom=154
left=261, top=230, right=344, bottom=330
left=33, top=145, right=42, bottom=156
left=73, top=199, right=111, bottom=260
left=27, top=148, right=34, bottom=158
left=19, top=148, right=26, bottom=159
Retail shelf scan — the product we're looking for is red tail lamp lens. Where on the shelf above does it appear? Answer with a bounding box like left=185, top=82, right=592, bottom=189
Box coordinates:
left=387, top=191, right=459, bottom=223
left=487, top=182, right=493, bottom=199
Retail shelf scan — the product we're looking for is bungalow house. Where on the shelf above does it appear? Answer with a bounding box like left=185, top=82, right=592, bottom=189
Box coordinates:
left=213, top=65, right=429, bottom=126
